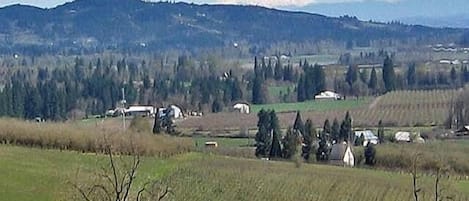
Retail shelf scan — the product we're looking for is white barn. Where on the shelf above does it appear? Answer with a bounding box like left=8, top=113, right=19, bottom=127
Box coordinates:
left=158, top=105, right=184, bottom=119
left=233, top=103, right=250, bottom=114
left=314, top=91, right=341, bottom=100
left=395, top=132, right=411, bottom=142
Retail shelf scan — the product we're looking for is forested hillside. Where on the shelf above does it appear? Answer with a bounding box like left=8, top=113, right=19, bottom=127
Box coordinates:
left=0, top=0, right=465, bottom=55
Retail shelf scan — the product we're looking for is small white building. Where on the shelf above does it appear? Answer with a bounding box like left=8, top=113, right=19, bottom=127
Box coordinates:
left=233, top=103, right=250, bottom=114
left=314, top=91, right=341, bottom=100
left=354, top=130, right=379, bottom=146
left=329, top=142, right=354, bottom=167
left=125, top=106, right=156, bottom=116
left=158, top=105, right=184, bottom=119
left=395, top=131, right=411, bottom=142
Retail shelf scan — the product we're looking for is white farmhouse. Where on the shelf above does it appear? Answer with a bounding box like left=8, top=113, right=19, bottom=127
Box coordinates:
left=314, top=91, right=341, bottom=100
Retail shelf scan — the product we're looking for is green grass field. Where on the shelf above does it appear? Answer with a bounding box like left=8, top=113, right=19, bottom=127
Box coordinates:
left=252, top=98, right=371, bottom=113
left=0, top=145, right=197, bottom=201
left=193, top=137, right=254, bottom=148
left=4, top=145, right=469, bottom=201
left=3, top=144, right=469, bottom=201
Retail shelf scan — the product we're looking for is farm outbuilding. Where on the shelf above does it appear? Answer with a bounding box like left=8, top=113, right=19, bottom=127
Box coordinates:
left=158, top=105, right=184, bottom=119
left=354, top=130, right=378, bottom=146
left=125, top=106, right=156, bottom=117
left=314, top=91, right=341, bottom=100
left=395, top=132, right=411, bottom=142
left=329, top=142, right=354, bottom=167
left=233, top=103, right=250, bottom=114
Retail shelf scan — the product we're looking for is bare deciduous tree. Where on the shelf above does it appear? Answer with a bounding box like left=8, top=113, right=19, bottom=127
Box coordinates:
left=71, top=142, right=172, bottom=201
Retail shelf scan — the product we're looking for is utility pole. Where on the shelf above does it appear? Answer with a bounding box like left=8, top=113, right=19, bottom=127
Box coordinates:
left=121, top=87, right=126, bottom=133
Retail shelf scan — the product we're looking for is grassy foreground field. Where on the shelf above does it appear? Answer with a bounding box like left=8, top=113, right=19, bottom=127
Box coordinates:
left=2, top=145, right=469, bottom=201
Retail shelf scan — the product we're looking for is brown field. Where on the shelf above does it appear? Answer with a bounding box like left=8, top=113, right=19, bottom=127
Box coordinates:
left=177, top=90, right=460, bottom=133
left=0, top=118, right=193, bottom=157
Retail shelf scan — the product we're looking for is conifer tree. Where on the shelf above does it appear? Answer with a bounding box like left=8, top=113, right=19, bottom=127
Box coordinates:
left=293, top=111, right=304, bottom=134
left=302, top=119, right=316, bottom=161
left=369, top=67, right=378, bottom=93
left=383, top=56, right=396, bottom=92
left=282, top=127, right=299, bottom=159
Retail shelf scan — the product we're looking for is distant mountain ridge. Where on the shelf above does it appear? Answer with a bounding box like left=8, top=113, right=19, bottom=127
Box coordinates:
left=0, top=0, right=465, bottom=54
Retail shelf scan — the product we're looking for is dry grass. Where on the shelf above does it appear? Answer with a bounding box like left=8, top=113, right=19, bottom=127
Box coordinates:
left=169, top=155, right=469, bottom=201
left=0, top=118, right=193, bottom=157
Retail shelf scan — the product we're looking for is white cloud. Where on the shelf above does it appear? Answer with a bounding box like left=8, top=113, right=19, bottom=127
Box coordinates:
left=214, top=0, right=401, bottom=7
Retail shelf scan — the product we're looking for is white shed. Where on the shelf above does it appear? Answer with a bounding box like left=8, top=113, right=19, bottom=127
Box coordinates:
left=233, top=103, right=250, bottom=114
left=158, top=105, right=183, bottom=119
left=395, top=132, right=411, bottom=142
left=314, top=91, right=341, bottom=100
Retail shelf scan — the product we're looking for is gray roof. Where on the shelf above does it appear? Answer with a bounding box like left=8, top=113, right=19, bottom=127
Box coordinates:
left=329, top=143, right=347, bottom=160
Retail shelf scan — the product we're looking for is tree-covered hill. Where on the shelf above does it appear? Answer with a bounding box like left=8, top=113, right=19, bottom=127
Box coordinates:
left=0, top=0, right=465, bottom=54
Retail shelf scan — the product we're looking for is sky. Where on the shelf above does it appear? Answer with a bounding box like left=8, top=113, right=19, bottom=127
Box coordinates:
left=0, top=0, right=401, bottom=8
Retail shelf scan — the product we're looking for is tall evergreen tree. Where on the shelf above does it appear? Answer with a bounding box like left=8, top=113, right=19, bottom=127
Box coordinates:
left=293, top=111, right=304, bottom=134
left=368, top=67, right=378, bottom=93
left=255, top=109, right=272, bottom=158
left=339, top=112, right=353, bottom=143
left=382, top=56, right=396, bottom=92
left=302, top=119, right=316, bottom=161
left=378, top=120, right=385, bottom=144
left=297, top=75, right=306, bottom=102
left=407, top=63, right=417, bottom=87
left=282, top=127, right=299, bottom=159
left=364, top=143, right=376, bottom=166
left=269, top=110, right=282, bottom=158
left=346, top=65, right=358, bottom=86
left=331, top=118, right=340, bottom=142
left=323, top=119, right=331, bottom=138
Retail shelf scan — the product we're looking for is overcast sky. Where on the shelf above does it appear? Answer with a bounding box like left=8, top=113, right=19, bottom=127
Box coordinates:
left=0, top=0, right=401, bottom=8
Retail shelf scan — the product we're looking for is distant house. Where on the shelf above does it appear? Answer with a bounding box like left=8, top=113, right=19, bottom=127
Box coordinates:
left=125, top=106, right=155, bottom=117
left=395, top=132, right=411, bottom=142
left=233, top=103, right=250, bottom=114
left=354, top=130, right=378, bottom=146
left=329, top=142, right=354, bottom=167
left=456, top=126, right=469, bottom=136
left=158, top=105, right=184, bottom=119
left=205, top=141, right=218, bottom=148
left=314, top=91, right=341, bottom=100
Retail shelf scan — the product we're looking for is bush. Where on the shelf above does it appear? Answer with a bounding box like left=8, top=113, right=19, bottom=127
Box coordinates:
left=0, top=118, right=193, bottom=157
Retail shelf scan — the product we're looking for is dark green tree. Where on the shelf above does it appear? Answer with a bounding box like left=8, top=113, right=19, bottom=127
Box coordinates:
left=269, top=110, right=282, bottom=158
left=378, top=120, right=385, bottom=144
left=282, top=127, right=299, bottom=159
left=255, top=109, right=272, bottom=158
left=382, top=56, right=396, bottom=92
left=302, top=119, right=316, bottom=161
left=316, top=132, right=329, bottom=161
left=339, top=112, right=353, bottom=142
left=323, top=119, right=331, bottom=140
left=152, top=114, right=162, bottom=134
left=297, top=75, right=306, bottom=102
left=331, top=118, right=340, bottom=142
left=407, top=63, right=417, bottom=87
left=364, top=143, right=376, bottom=166
left=293, top=111, right=304, bottom=134
left=368, top=67, right=378, bottom=93
left=346, top=65, right=358, bottom=86
left=211, top=98, right=223, bottom=113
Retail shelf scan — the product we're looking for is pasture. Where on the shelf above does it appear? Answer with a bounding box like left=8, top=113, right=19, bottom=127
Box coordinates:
left=179, top=89, right=459, bottom=132
left=251, top=98, right=370, bottom=113
left=2, top=145, right=469, bottom=201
